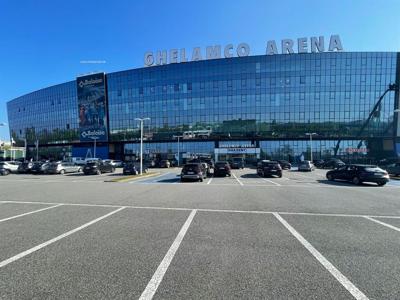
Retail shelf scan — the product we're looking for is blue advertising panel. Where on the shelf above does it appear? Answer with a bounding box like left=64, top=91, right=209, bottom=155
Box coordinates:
left=77, top=73, right=108, bottom=142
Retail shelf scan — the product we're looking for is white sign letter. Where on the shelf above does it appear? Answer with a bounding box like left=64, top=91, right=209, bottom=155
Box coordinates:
left=144, top=52, right=154, bottom=66
left=156, top=50, right=167, bottom=65
left=311, top=36, right=324, bottom=53
left=170, top=49, right=179, bottom=63
left=191, top=47, right=202, bottom=61
left=180, top=48, right=187, bottom=62
left=237, top=43, right=250, bottom=57
left=206, top=45, right=221, bottom=59
left=281, top=39, right=294, bottom=54
left=297, top=37, right=308, bottom=53
left=266, top=40, right=278, bottom=55
left=329, top=35, right=343, bottom=52
left=224, top=44, right=234, bottom=58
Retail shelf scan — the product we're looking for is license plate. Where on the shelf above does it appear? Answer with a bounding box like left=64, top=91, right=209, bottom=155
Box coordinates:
left=188, top=171, right=194, bottom=174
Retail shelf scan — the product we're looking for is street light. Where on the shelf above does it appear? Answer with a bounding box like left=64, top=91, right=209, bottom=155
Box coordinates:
left=305, top=133, right=317, bottom=162
left=135, top=117, right=150, bottom=174
left=89, top=136, right=99, bottom=158
left=173, top=135, right=183, bottom=166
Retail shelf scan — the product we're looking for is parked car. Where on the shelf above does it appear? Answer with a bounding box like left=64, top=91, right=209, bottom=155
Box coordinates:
left=298, top=160, right=315, bottom=172
left=257, top=160, right=282, bottom=178
left=230, top=157, right=245, bottom=169
left=0, top=161, right=20, bottom=173
left=180, top=163, right=207, bottom=182
left=0, top=167, right=10, bottom=175
left=31, top=162, right=51, bottom=174
left=384, top=162, right=400, bottom=176
left=160, top=160, right=171, bottom=168
left=46, top=162, right=81, bottom=174
left=277, top=160, right=292, bottom=170
left=213, top=161, right=232, bottom=177
left=72, top=157, right=86, bottom=166
left=17, top=162, right=34, bottom=173
left=122, top=162, right=147, bottom=175
left=83, top=160, right=115, bottom=175
left=326, top=164, right=389, bottom=186
left=104, top=159, right=124, bottom=168
left=313, top=159, right=325, bottom=168
left=322, top=158, right=345, bottom=169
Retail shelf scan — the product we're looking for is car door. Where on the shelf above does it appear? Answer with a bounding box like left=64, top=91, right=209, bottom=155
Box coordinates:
left=343, top=165, right=356, bottom=181
left=334, top=165, right=347, bottom=179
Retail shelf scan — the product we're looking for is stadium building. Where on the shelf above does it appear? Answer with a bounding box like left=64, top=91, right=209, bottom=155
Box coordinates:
left=6, top=48, right=400, bottom=163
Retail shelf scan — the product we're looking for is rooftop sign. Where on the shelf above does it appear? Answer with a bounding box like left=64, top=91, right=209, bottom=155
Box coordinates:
left=144, top=35, right=343, bottom=67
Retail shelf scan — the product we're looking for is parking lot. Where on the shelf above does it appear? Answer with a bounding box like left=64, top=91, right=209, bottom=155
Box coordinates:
left=1, top=167, right=400, bottom=299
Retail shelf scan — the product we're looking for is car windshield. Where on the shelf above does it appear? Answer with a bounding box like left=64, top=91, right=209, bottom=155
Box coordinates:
left=215, top=162, right=227, bottom=167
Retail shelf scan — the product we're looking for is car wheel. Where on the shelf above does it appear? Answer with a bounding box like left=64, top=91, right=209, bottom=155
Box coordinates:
left=352, top=176, right=361, bottom=185
left=327, top=174, right=334, bottom=181
left=377, top=182, right=386, bottom=186
left=78, top=167, right=82, bottom=172
left=4, top=169, right=10, bottom=175
left=60, top=169, right=65, bottom=175
left=199, top=178, right=203, bottom=182
left=278, top=173, right=282, bottom=178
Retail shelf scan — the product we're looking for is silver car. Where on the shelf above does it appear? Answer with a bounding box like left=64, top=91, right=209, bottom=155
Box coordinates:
left=298, top=160, right=315, bottom=172
left=46, top=162, right=81, bottom=175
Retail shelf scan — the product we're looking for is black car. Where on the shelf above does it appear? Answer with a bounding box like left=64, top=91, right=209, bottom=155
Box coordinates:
left=277, top=160, right=291, bottom=170
left=322, top=158, right=345, bottom=169
left=122, top=162, right=147, bottom=175
left=257, top=160, right=282, bottom=178
left=326, top=164, right=389, bottom=186
left=31, top=162, right=50, bottom=174
left=83, top=161, right=115, bottom=175
left=230, top=157, right=245, bottom=169
left=180, top=163, right=207, bottom=182
left=213, top=161, right=232, bottom=177
left=17, top=162, right=34, bottom=174
left=313, top=159, right=325, bottom=168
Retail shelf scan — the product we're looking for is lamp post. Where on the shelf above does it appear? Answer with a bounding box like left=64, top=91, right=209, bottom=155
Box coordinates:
left=135, top=118, right=150, bottom=174
left=305, top=133, right=317, bottom=162
left=90, top=136, right=99, bottom=158
left=173, top=135, right=183, bottom=166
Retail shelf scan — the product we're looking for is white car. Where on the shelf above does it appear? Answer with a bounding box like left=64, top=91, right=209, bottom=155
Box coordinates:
left=0, top=161, right=20, bottom=174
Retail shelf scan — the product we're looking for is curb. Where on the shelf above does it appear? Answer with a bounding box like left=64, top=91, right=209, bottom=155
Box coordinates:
left=105, top=172, right=161, bottom=183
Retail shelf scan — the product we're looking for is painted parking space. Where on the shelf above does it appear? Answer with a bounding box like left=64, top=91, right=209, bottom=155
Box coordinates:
left=1, top=201, right=400, bottom=298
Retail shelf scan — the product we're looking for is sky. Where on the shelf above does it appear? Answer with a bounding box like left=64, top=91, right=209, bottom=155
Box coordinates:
left=0, top=0, right=399, bottom=141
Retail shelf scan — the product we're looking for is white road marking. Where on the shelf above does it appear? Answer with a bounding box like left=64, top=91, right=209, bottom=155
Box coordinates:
left=232, top=173, right=243, bottom=186
left=139, top=209, right=197, bottom=300
left=130, top=172, right=171, bottom=184
left=260, top=177, right=281, bottom=186
left=0, top=206, right=126, bottom=269
left=364, top=216, right=400, bottom=232
left=2, top=200, right=400, bottom=220
left=207, top=177, right=213, bottom=185
left=0, top=204, right=62, bottom=223
left=273, top=213, right=369, bottom=300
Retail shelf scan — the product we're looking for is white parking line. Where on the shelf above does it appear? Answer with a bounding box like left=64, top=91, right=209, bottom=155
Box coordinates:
left=273, top=213, right=369, bottom=300
left=207, top=177, right=213, bottom=185
left=364, top=216, right=400, bottom=233
left=232, top=173, right=243, bottom=186
left=139, top=209, right=197, bottom=300
left=0, top=204, right=62, bottom=223
left=260, top=177, right=281, bottom=186
left=0, top=206, right=126, bottom=269
left=3, top=200, right=400, bottom=220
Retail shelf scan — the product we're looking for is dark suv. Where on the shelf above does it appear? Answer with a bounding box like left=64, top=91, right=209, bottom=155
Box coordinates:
left=277, top=160, right=291, bottom=170
left=230, top=157, right=245, bottom=169
left=180, top=163, right=207, bottom=182
left=214, top=161, right=232, bottom=177
left=257, top=160, right=282, bottom=178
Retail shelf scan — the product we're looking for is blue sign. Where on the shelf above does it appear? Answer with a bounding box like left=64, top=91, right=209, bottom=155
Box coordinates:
left=77, top=73, right=108, bottom=142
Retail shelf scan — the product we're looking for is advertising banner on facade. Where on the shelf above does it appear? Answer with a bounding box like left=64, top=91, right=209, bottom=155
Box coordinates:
left=77, top=73, right=108, bottom=142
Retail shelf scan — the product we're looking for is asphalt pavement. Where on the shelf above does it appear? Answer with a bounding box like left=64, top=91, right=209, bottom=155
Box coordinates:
left=1, top=167, right=400, bottom=299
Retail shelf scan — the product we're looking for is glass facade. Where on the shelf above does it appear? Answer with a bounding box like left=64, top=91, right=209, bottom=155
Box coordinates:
left=6, top=52, right=400, bottom=160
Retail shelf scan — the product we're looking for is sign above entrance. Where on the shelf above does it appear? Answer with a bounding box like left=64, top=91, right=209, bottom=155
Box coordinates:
left=144, top=35, right=343, bottom=67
